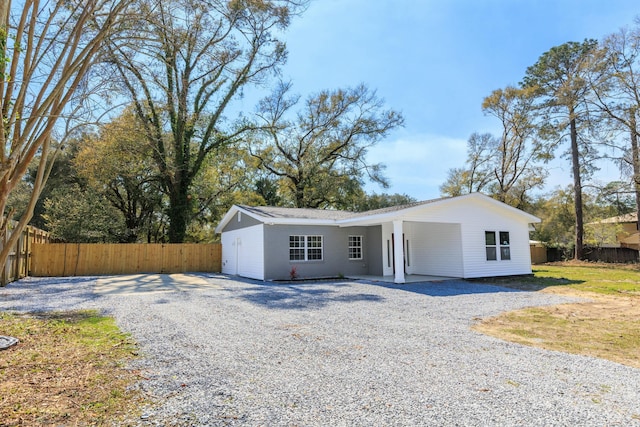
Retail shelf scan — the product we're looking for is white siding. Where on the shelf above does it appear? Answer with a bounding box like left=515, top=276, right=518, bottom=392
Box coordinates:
left=221, top=224, right=265, bottom=280
left=460, top=221, right=531, bottom=278
left=391, top=197, right=533, bottom=278
left=404, top=222, right=463, bottom=277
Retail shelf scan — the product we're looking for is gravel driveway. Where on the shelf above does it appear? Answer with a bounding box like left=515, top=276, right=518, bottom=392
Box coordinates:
left=2, top=274, right=639, bottom=426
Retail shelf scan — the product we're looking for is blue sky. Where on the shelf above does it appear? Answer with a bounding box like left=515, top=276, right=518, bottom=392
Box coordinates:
left=256, top=0, right=640, bottom=201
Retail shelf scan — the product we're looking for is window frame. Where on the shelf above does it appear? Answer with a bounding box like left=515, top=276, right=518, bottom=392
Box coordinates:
left=485, top=230, right=511, bottom=261
left=348, top=235, right=363, bottom=260
left=499, top=231, right=511, bottom=261
left=485, top=231, right=497, bottom=261
left=289, top=235, right=323, bottom=262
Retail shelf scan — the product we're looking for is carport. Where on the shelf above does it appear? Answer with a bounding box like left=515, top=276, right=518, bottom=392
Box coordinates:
left=339, top=219, right=465, bottom=284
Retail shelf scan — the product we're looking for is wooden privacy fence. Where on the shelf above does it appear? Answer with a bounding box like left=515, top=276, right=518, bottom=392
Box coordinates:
left=31, top=243, right=221, bottom=277
left=530, top=243, right=547, bottom=264
left=582, top=246, right=639, bottom=263
left=2, top=225, right=51, bottom=285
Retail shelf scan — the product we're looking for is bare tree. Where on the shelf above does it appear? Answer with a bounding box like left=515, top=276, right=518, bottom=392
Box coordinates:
left=248, top=82, right=404, bottom=208
left=589, top=24, right=640, bottom=238
left=481, top=86, right=551, bottom=208
left=0, top=0, right=132, bottom=283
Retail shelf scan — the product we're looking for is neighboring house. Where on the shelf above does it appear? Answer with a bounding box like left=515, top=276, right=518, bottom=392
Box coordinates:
left=588, top=213, right=639, bottom=250
left=215, top=193, right=541, bottom=283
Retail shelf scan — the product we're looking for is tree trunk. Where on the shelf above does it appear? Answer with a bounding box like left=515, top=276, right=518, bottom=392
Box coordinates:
left=167, top=175, right=191, bottom=243
left=630, top=108, right=640, bottom=243
left=569, top=113, right=584, bottom=260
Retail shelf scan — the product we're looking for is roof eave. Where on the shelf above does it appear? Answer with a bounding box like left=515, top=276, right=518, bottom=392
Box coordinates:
left=215, top=205, right=268, bottom=233
left=337, top=193, right=541, bottom=226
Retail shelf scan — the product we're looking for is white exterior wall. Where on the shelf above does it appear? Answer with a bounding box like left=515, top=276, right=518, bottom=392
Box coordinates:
left=459, top=219, right=531, bottom=278
left=392, top=197, right=533, bottom=278
left=221, top=224, right=265, bottom=280
left=404, top=222, right=463, bottom=277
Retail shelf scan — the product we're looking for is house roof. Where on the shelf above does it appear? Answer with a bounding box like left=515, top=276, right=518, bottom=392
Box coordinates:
left=593, top=212, right=638, bottom=224
left=237, top=205, right=356, bottom=221
left=215, top=193, right=540, bottom=233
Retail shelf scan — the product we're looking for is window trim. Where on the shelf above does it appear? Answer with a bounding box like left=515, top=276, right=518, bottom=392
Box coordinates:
left=499, top=231, right=511, bottom=261
left=348, top=235, right=363, bottom=260
left=289, top=235, right=323, bottom=262
left=485, top=231, right=497, bottom=261
left=485, top=230, right=511, bottom=261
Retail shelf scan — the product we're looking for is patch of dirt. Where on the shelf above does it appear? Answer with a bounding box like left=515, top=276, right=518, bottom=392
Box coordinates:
left=0, top=311, right=147, bottom=426
left=552, top=296, right=639, bottom=321
left=547, top=260, right=640, bottom=271
left=474, top=295, right=640, bottom=369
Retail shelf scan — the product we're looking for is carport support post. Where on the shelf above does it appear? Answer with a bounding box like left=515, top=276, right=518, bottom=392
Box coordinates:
left=393, top=220, right=405, bottom=284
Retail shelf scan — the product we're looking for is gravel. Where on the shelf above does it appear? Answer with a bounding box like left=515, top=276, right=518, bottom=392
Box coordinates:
left=1, top=274, right=639, bottom=426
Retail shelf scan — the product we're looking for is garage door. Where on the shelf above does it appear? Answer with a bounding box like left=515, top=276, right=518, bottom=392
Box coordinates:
left=221, top=224, right=264, bottom=280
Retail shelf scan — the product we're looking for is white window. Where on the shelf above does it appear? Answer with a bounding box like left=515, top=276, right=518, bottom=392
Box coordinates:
left=485, top=231, right=510, bottom=261
left=485, top=231, right=497, bottom=261
left=289, top=235, right=323, bottom=261
left=348, top=235, right=363, bottom=260
left=499, top=231, right=511, bottom=260
left=289, top=235, right=306, bottom=261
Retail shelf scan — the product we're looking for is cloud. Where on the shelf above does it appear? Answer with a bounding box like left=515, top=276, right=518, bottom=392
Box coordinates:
left=365, top=133, right=467, bottom=200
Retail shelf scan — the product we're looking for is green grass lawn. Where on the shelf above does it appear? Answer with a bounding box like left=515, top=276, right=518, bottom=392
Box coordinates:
left=0, top=310, right=146, bottom=425
left=531, top=263, right=640, bottom=295
left=474, top=262, right=640, bottom=369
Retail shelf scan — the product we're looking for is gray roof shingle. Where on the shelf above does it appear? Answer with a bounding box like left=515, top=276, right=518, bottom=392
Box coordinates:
left=237, top=205, right=357, bottom=220
left=238, top=197, right=447, bottom=222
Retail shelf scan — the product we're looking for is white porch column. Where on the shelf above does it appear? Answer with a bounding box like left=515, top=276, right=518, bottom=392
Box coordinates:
left=392, top=220, right=405, bottom=284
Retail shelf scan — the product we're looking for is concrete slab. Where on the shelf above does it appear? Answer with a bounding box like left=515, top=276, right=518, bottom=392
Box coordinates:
left=94, top=273, right=222, bottom=295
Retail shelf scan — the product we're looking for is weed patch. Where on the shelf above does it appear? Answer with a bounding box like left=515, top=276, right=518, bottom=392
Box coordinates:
left=0, top=310, right=146, bottom=425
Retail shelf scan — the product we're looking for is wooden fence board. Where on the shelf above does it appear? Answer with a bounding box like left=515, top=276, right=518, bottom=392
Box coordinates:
left=31, top=243, right=222, bottom=277
left=530, top=245, right=547, bottom=264
left=1, top=224, right=50, bottom=285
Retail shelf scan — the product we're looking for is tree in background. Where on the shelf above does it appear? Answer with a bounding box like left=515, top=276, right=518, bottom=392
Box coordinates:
left=6, top=140, right=84, bottom=231
left=74, top=109, right=163, bottom=242
left=522, top=39, right=600, bottom=259
left=248, top=82, right=404, bottom=209
left=43, top=184, right=125, bottom=243
left=440, top=88, right=549, bottom=209
left=530, top=187, right=577, bottom=248
left=186, top=144, right=264, bottom=242
left=590, top=22, right=640, bottom=237
left=439, top=133, right=495, bottom=197
left=349, top=192, right=417, bottom=212
left=106, top=0, right=307, bottom=242
left=480, top=86, right=551, bottom=208
left=0, top=0, right=132, bottom=283
left=596, top=181, right=636, bottom=215
left=253, top=176, right=283, bottom=206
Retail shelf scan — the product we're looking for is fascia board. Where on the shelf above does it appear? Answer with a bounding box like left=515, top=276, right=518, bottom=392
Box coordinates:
left=215, top=205, right=268, bottom=233
left=337, top=193, right=541, bottom=226
left=215, top=206, right=239, bottom=233
left=337, top=214, right=403, bottom=227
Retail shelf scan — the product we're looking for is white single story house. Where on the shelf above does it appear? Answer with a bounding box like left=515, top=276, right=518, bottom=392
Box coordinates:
left=215, top=193, right=541, bottom=283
